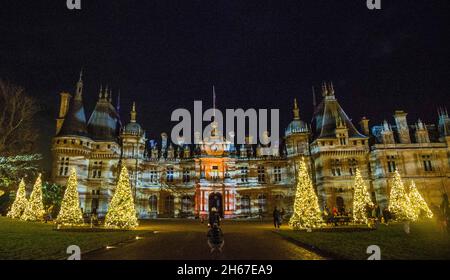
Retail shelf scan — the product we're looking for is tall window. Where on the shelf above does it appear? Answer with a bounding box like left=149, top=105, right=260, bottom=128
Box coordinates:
left=331, top=159, right=341, bottom=176
left=149, top=168, right=158, bottom=183
left=241, top=195, right=251, bottom=214
left=211, top=166, right=219, bottom=181
left=182, top=168, right=191, bottom=183
left=92, top=161, right=103, bottom=178
left=240, top=166, right=248, bottom=183
left=422, top=155, right=433, bottom=172
left=273, top=166, right=282, bottom=182
left=166, top=167, right=174, bottom=182
left=149, top=195, right=157, bottom=212
left=387, top=156, right=396, bottom=173
left=348, top=158, right=358, bottom=176
left=257, top=165, right=265, bottom=183
left=59, top=157, right=69, bottom=176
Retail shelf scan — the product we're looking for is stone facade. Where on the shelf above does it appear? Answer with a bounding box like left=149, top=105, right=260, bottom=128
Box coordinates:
left=51, top=74, right=450, bottom=218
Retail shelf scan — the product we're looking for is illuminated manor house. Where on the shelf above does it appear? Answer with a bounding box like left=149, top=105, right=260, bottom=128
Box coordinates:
left=51, top=73, right=450, bottom=218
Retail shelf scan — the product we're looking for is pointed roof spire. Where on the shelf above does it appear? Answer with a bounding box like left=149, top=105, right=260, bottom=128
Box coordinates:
left=212, top=85, right=216, bottom=119
left=104, top=85, right=109, bottom=100
left=293, top=98, right=300, bottom=120
left=116, top=89, right=121, bottom=113
left=108, top=88, right=113, bottom=103
left=130, top=101, right=137, bottom=122
left=312, top=86, right=317, bottom=107
left=74, top=68, right=84, bottom=101
left=98, top=85, right=103, bottom=99
left=329, top=81, right=335, bottom=96
left=321, top=81, right=328, bottom=97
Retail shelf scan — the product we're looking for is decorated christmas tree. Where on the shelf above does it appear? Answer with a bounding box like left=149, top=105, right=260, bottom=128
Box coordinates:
left=388, top=170, right=417, bottom=221
left=105, top=166, right=138, bottom=229
left=408, top=180, right=433, bottom=219
left=352, top=169, right=374, bottom=224
left=289, top=158, right=324, bottom=230
left=7, top=179, right=28, bottom=219
left=55, top=168, right=84, bottom=226
left=21, top=174, right=45, bottom=221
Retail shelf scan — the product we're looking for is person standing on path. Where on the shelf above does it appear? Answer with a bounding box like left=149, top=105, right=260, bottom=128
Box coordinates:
left=273, top=207, right=280, bottom=228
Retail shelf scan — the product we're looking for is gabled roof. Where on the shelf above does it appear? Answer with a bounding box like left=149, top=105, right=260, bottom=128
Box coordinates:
left=312, top=84, right=366, bottom=140
left=87, top=95, right=121, bottom=141
left=58, top=94, right=89, bottom=138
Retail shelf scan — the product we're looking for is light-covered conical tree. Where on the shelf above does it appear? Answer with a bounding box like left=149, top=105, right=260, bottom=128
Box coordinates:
left=105, top=166, right=138, bottom=229
left=408, top=181, right=433, bottom=219
left=388, top=170, right=417, bottom=221
left=21, top=174, right=45, bottom=221
left=289, top=158, right=324, bottom=230
left=352, top=169, right=374, bottom=224
left=55, top=168, right=84, bottom=226
left=7, top=179, right=28, bottom=219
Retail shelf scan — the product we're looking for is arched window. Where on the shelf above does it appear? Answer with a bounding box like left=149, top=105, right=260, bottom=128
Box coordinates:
left=149, top=195, right=157, bottom=212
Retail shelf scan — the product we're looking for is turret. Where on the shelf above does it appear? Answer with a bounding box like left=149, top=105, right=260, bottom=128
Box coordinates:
left=285, top=98, right=309, bottom=157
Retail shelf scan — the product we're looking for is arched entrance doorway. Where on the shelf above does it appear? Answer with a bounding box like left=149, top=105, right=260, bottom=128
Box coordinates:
left=165, top=195, right=175, bottom=217
left=208, top=192, right=223, bottom=217
left=148, top=195, right=157, bottom=218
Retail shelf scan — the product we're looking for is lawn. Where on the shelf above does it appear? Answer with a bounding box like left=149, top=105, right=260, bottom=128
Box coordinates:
left=276, top=221, right=450, bottom=260
left=0, top=216, right=148, bottom=260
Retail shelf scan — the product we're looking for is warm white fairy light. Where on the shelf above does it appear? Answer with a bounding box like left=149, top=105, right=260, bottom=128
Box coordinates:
left=104, top=166, right=138, bottom=229
left=55, top=168, right=84, bottom=226
left=289, top=158, right=324, bottom=230
left=408, top=180, right=433, bottom=219
left=352, top=169, right=374, bottom=224
left=21, top=174, right=45, bottom=221
left=7, top=178, right=28, bottom=219
left=388, top=170, right=417, bottom=221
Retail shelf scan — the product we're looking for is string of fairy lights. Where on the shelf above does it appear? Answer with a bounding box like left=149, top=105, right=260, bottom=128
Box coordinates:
left=6, top=162, right=433, bottom=230
left=352, top=168, right=374, bottom=225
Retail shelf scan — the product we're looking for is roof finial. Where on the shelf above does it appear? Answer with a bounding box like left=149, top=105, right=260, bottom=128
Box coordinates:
left=108, top=88, right=113, bottom=103
left=75, top=68, right=84, bottom=100
left=116, top=89, right=121, bottom=113
left=293, top=98, right=300, bottom=120
left=130, top=101, right=137, bottom=122
left=321, top=81, right=328, bottom=97
left=99, top=84, right=103, bottom=99
left=312, top=86, right=317, bottom=107
left=104, top=85, right=109, bottom=100
left=213, top=85, right=216, bottom=119
left=329, top=81, right=335, bottom=96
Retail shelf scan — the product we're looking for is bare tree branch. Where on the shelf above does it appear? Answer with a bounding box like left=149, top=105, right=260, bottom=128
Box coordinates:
left=0, top=79, right=39, bottom=155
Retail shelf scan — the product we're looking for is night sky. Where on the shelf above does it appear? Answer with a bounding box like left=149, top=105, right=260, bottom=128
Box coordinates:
left=0, top=0, right=449, bottom=173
